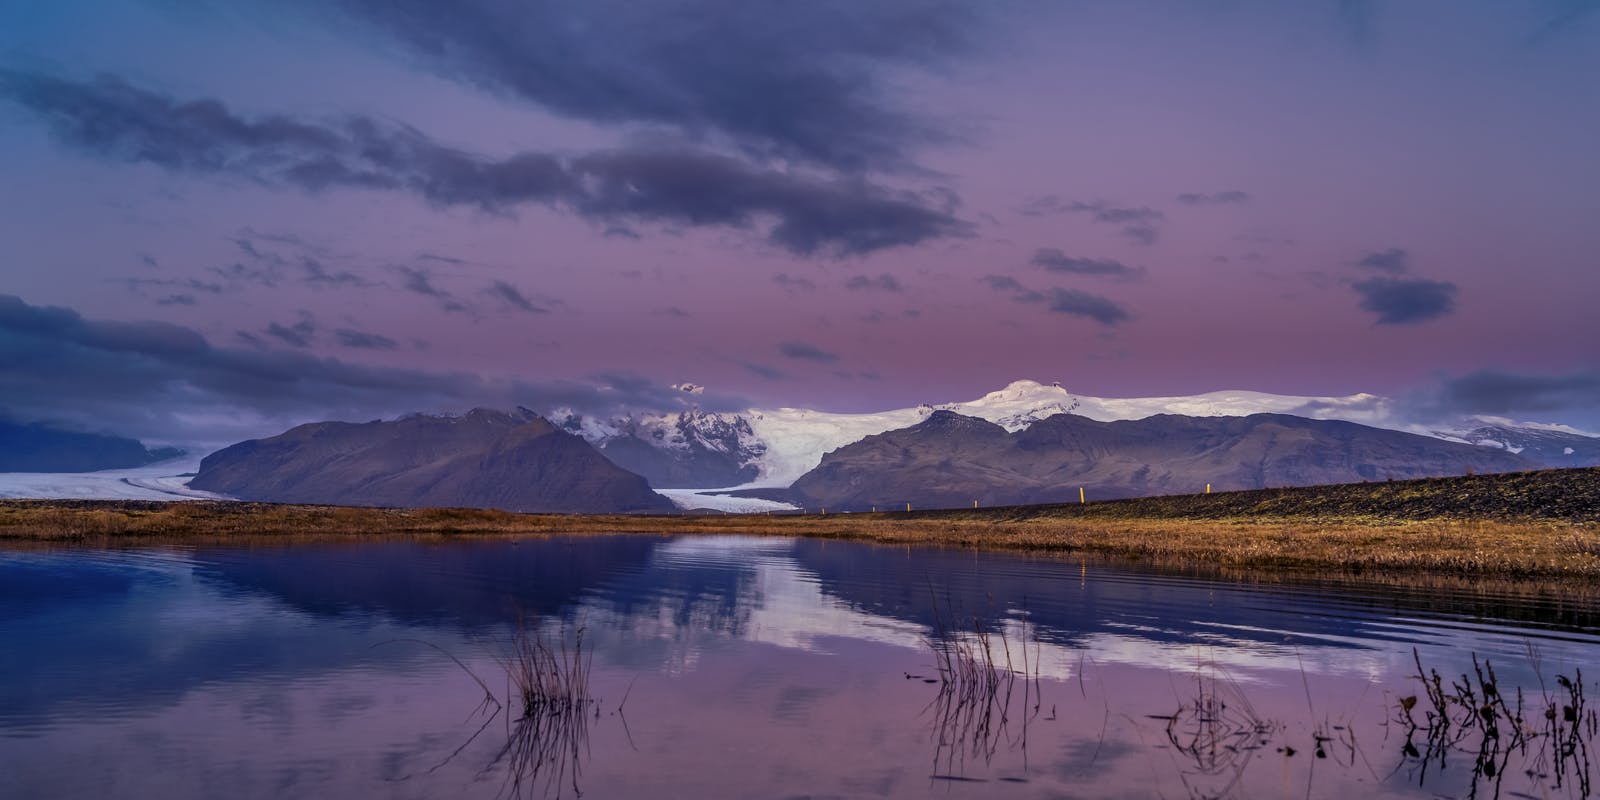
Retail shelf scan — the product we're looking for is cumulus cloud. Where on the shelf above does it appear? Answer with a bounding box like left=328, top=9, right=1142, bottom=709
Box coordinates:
left=1351, top=276, right=1457, bottom=324
left=777, top=341, right=840, bottom=363
left=0, top=294, right=745, bottom=445
left=0, top=70, right=970, bottom=258
left=267, top=0, right=981, bottom=173
left=843, top=273, right=904, bottom=292
left=1175, top=190, right=1251, bottom=206
left=1030, top=249, right=1144, bottom=280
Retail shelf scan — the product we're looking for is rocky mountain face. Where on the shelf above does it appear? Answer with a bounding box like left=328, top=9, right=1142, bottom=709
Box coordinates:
left=0, top=419, right=183, bottom=472
left=555, top=409, right=764, bottom=488
left=188, top=408, right=675, bottom=513
left=790, top=410, right=1537, bottom=511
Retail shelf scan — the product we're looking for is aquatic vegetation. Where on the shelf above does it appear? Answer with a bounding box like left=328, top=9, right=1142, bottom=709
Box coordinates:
left=1150, top=664, right=1281, bottom=799
left=1396, top=647, right=1600, bottom=799
left=921, top=599, right=1044, bottom=779
left=494, top=618, right=598, bottom=799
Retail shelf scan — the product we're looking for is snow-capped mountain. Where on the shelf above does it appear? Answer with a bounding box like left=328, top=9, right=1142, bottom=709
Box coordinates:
left=1428, top=417, right=1600, bottom=467
left=552, top=408, right=767, bottom=489
left=555, top=379, right=1526, bottom=490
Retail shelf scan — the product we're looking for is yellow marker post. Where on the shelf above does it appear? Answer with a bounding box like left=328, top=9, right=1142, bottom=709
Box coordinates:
left=906, top=502, right=912, bottom=512
left=1206, top=483, right=1211, bottom=494
left=1079, top=487, right=1085, bottom=504
left=973, top=500, right=979, bottom=509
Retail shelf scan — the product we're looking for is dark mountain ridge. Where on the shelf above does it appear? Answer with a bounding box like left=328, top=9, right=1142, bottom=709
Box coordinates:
left=188, top=408, right=674, bottom=513
left=0, top=418, right=183, bottom=473
left=790, top=410, right=1537, bottom=511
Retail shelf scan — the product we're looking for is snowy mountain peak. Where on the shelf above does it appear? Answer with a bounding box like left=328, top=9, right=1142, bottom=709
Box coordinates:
left=554, top=380, right=1597, bottom=492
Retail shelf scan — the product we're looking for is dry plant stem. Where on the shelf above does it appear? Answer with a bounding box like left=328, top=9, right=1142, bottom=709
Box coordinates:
left=494, top=618, right=595, bottom=800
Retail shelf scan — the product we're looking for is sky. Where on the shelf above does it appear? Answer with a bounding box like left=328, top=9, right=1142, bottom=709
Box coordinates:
left=1, top=0, right=1597, bottom=446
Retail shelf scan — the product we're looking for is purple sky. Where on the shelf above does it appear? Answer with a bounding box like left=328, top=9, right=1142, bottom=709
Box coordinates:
left=2, top=1, right=1597, bottom=444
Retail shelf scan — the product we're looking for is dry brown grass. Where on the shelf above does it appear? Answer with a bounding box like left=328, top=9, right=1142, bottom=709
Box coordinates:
left=2, top=497, right=1598, bottom=583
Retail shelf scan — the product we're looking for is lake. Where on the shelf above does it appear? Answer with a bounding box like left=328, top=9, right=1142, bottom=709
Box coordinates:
left=3, top=534, right=1598, bottom=799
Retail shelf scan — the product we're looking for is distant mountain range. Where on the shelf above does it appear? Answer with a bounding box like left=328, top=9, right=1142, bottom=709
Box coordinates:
left=10, top=378, right=1594, bottom=512
left=786, top=410, right=1535, bottom=511
left=187, top=408, right=674, bottom=513
left=0, top=419, right=183, bottom=473
left=557, top=380, right=1599, bottom=491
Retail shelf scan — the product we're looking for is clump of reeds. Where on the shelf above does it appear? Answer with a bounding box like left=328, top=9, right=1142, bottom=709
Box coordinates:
left=492, top=617, right=597, bottom=800
left=505, top=617, right=593, bottom=718
left=923, top=595, right=1043, bottom=777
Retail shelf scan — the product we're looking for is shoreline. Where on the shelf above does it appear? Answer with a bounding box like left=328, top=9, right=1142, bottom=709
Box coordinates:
left=2, top=467, right=1598, bottom=585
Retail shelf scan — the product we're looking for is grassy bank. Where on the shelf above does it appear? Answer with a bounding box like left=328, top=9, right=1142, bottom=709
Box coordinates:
left=2, top=468, right=1598, bottom=580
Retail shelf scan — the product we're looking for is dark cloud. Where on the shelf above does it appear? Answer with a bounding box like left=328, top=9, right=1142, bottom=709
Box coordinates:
left=1175, top=190, right=1251, bottom=206
left=1017, top=197, right=1165, bottom=245
left=741, top=361, right=787, bottom=381
left=125, top=276, right=226, bottom=297
left=483, top=280, right=552, bottom=314
left=228, top=232, right=377, bottom=289
left=978, top=274, right=1128, bottom=326
left=0, top=294, right=746, bottom=445
left=1030, top=249, right=1144, bottom=280
left=156, top=294, right=197, bottom=306
left=1425, top=368, right=1600, bottom=420
left=843, top=273, right=904, bottom=292
left=0, top=70, right=968, bottom=257
left=392, top=266, right=470, bottom=313
left=332, top=328, right=398, bottom=350
left=1356, top=247, right=1410, bottom=273
left=209, top=260, right=282, bottom=288
left=262, top=316, right=316, bottom=349
left=301, top=257, right=374, bottom=288
left=773, top=273, right=818, bottom=292
left=275, top=0, right=980, bottom=173
left=1352, top=276, right=1457, bottom=324
left=1120, top=223, right=1158, bottom=246
left=778, top=341, right=840, bottom=363
left=979, top=275, right=1026, bottom=292
left=652, top=307, right=692, bottom=318
left=1038, top=289, right=1131, bottom=326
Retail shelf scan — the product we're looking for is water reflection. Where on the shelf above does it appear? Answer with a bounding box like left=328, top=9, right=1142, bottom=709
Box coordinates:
left=2, top=535, right=1600, bottom=799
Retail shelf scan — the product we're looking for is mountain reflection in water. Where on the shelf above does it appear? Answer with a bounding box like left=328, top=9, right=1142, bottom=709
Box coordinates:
left=3, top=534, right=1599, bottom=799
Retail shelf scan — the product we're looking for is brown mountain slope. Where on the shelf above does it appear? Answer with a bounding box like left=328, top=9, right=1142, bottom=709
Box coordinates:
left=188, top=409, right=674, bottom=513
left=790, top=410, right=1537, bottom=511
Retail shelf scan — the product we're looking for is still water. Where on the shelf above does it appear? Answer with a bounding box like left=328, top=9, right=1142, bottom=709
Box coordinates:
left=3, top=534, right=1598, bottom=799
